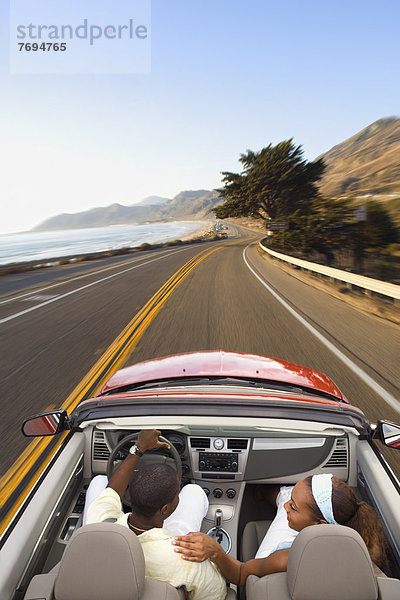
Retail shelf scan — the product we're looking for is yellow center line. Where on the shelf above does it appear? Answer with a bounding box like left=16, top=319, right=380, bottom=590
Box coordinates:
left=0, top=244, right=224, bottom=536
left=0, top=433, right=69, bottom=536
left=59, top=244, right=218, bottom=406
left=59, top=245, right=222, bottom=413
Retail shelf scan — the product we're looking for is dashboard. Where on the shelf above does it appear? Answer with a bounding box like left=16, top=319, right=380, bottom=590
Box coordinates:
left=93, top=427, right=350, bottom=486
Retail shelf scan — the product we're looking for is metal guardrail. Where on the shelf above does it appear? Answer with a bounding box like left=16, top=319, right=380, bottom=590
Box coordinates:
left=259, top=242, right=400, bottom=301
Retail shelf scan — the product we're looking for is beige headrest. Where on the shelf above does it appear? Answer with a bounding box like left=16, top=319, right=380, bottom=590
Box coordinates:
left=287, top=525, right=378, bottom=600
left=55, top=523, right=145, bottom=600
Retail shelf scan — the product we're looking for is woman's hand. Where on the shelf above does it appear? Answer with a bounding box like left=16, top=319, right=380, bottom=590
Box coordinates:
left=172, top=532, right=222, bottom=562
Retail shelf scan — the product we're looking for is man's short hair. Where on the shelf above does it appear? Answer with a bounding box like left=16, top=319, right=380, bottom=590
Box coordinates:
left=129, top=463, right=179, bottom=518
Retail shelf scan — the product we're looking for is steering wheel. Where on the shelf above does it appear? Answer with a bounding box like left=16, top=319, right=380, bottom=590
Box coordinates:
left=106, top=432, right=182, bottom=507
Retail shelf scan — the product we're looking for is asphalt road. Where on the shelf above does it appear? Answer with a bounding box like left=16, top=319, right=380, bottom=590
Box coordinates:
left=1, top=225, right=399, bottom=479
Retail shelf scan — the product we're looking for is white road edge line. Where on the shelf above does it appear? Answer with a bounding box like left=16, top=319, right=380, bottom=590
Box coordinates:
left=243, top=244, right=400, bottom=414
left=0, top=247, right=196, bottom=305
left=0, top=248, right=189, bottom=325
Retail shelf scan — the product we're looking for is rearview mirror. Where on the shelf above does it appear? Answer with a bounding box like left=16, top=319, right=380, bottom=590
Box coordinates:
left=21, top=409, right=68, bottom=437
left=374, top=420, right=400, bottom=449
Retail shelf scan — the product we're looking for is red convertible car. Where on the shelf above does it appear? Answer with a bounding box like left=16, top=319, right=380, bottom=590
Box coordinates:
left=1, top=351, right=400, bottom=599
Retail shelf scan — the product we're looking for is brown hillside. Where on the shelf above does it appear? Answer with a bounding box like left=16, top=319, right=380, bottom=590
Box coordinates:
left=317, top=117, right=400, bottom=197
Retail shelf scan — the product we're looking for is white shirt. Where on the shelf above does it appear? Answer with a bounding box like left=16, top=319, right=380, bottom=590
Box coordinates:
left=255, top=486, right=298, bottom=559
left=86, top=487, right=227, bottom=600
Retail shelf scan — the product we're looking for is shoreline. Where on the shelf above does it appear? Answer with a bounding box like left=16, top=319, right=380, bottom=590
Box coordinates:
left=0, top=220, right=220, bottom=277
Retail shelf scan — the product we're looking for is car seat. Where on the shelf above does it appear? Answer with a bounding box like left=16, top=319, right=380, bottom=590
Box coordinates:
left=23, top=522, right=186, bottom=600
left=241, top=520, right=271, bottom=562
left=245, top=524, right=400, bottom=600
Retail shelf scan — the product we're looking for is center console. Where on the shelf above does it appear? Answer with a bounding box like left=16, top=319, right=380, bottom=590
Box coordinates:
left=188, top=436, right=250, bottom=558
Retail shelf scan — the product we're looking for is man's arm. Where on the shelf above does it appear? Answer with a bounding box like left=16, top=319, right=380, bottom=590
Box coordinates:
left=173, top=532, right=289, bottom=586
left=108, top=429, right=170, bottom=498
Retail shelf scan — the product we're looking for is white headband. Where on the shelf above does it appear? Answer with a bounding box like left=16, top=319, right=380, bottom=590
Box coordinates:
left=311, top=474, right=337, bottom=524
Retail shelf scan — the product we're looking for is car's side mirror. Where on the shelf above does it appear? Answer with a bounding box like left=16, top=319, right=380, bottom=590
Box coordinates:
left=373, top=420, right=400, bottom=449
left=21, top=409, right=68, bottom=437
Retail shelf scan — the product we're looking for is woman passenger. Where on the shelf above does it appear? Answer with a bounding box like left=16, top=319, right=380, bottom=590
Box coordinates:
left=172, top=474, right=387, bottom=586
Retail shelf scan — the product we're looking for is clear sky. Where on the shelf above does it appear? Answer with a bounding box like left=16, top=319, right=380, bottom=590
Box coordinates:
left=1, top=0, right=399, bottom=233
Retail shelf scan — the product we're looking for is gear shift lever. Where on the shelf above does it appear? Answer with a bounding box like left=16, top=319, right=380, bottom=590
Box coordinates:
left=214, top=509, right=223, bottom=543
left=214, top=509, right=222, bottom=528
left=207, top=508, right=231, bottom=553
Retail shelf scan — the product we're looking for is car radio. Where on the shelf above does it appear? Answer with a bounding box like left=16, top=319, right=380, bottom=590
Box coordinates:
left=198, top=452, right=238, bottom=472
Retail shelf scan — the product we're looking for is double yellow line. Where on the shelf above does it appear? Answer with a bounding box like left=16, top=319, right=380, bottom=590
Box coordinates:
left=0, top=244, right=223, bottom=536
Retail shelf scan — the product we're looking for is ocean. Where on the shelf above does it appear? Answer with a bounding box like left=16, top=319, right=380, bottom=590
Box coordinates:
left=0, top=222, right=204, bottom=266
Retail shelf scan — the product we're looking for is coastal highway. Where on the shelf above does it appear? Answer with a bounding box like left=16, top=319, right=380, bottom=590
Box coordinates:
left=0, top=224, right=399, bottom=483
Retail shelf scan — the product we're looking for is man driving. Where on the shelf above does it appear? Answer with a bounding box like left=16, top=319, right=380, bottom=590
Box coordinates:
left=86, top=429, right=227, bottom=600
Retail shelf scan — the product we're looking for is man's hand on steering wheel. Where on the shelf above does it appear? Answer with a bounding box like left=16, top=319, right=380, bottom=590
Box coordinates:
left=137, top=429, right=170, bottom=453
left=107, top=429, right=180, bottom=501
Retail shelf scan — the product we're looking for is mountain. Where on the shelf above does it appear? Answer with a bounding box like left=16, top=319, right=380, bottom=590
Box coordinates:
left=317, top=117, right=400, bottom=197
left=35, top=118, right=400, bottom=232
left=34, top=190, right=222, bottom=231
left=34, top=203, right=154, bottom=231
left=155, top=190, right=220, bottom=220
left=132, top=195, right=170, bottom=207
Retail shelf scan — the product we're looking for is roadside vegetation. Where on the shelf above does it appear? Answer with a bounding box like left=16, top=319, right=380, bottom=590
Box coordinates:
left=214, top=140, right=400, bottom=282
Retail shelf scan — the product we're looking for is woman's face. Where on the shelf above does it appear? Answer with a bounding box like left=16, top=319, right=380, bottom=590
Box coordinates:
left=283, top=479, right=322, bottom=532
